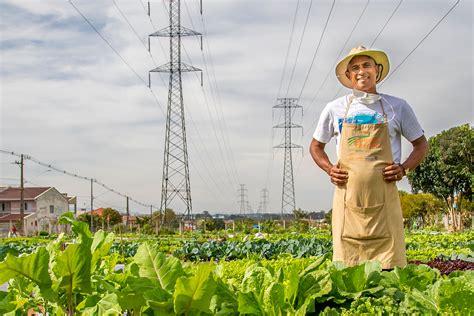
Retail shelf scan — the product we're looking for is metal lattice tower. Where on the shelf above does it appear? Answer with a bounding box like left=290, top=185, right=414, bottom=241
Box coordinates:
left=238, top=184, right=247, bottom=215
left=261, top=188, right=269, bottom=213
left=148, top=0, right=202, bottom=221
left=273, top=98, right=302, bottom=217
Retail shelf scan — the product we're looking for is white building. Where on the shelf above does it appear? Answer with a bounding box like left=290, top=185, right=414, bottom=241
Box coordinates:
left=0, top=187, right=76, bottom=236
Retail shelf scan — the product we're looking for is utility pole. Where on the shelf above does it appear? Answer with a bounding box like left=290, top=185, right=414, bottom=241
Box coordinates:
left=90, top=178, right=94, bottom=232
left=148, top=0, right=202, bottom=222
left=126, top=196, right=130, bottom=230
left=15, top=154, right=25, bottom=234
left=273, top=98, right=302, bottom=218
left=238, top=184, right=247, bottom=216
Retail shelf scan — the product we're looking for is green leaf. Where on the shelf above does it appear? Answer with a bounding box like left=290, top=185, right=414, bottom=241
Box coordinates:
left=90, top=230, right=115, bottom=273
left=173, top=264, right=217, bottom=315
left=59, top=212, right=92, bottom=244
left=299, top=254, right=329, bottom=277
left=0, top=247, right=53, bottom=299
left=209, top=277, right=238, bottom=314
left=134, top=242, right=184, bottom=292
left=241, top=265, right=273, bottom=294
left=238, top=291, right=264, bottom=315
left=330, top=262, right=382, bottom=297
left=434, top=272, right=474, bottom=314
left=0, top=291, right=15, bottom=314
left=380, top=264, right=440, bottom=293
left=297, top=270, right=332, bottom=311
left=263, top=282, right=285, bottom=314
left=286, top=264, right=300, bottom=306
left=144, top=288, right=174, bottom=315
left=53, top=242, right=92, bottom=294
left=399, top=288, right=438, bottom=315
left=81, top=293, right=122, bottom=316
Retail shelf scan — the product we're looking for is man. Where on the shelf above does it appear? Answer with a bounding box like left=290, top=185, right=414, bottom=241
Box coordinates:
left=309, top=46, right=428, bottom=269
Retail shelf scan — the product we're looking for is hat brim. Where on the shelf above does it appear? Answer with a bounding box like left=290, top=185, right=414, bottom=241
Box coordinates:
left=335, top=50, right=390, bottom=89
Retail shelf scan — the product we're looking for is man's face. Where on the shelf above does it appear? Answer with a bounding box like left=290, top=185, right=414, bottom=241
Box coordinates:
left=346, top=55, right=379, bottom=93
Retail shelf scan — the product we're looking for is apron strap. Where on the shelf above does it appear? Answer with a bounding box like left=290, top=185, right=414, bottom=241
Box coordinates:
left=344, top=94, right=387, bottom=123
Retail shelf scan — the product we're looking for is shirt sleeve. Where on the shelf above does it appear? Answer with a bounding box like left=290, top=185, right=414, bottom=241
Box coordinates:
left=400, top=100, right=424, bottom=142
left=313, top=103, right=334, bottom=143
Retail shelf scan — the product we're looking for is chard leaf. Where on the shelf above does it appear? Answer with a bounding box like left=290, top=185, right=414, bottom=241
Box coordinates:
left=238, top=292, right=264, bottom=315
left=0, top=291, right=15, bottom=314
left=144, top=288, right=174, bottom=315
left=0, top=247, right=54, bottom=299
left=81, top=293, right=122, bottom=316
left=134, top=242, right=184, bottom=292
left=59, top=212, right=92, bottom=245
left=53, top=242, right=92, bottom=294
left=90, top=230, right=115, bottom=273
left=173, top=264, right=217, bottom=315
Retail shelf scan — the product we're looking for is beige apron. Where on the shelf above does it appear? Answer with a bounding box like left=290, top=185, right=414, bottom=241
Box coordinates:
left=332, top=97, right=407, bottom=269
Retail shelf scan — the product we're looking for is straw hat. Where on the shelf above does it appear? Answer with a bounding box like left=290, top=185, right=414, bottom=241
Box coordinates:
left=335, top=46, right=390, bottom=88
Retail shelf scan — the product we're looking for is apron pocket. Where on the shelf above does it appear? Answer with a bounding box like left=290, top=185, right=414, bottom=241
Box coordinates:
left=342, top=203, right=389, bottom=240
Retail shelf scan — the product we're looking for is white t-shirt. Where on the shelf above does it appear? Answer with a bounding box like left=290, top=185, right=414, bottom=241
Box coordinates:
left=313, top=94, right=424, bottom=163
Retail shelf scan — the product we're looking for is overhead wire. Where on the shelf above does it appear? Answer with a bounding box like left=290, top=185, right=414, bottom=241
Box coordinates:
left=160, top=0, right=240, bottom=196
left=189, top=1, right=242, bottom=186
left=295, top=0, right=460, bottom=180
left=284, top=0, right=314, bottom=99
left=263, top=0, right=302, bottom=205
left=181, top=1, right=241, bottom=191
left=380, top=0, right=460, bottom=85
left=297, top=0, right=336, bottom=101
left=0, top=149, right=154, bottom=209
left=305, top=0, right=370, bottom=115
left=72, top=0, right=236, bottom=209
left=68, top=0, right=166, bottom=117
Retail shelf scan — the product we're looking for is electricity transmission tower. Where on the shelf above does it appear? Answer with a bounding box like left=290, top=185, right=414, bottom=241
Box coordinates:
left=273, top=98, right=302, bottom=218
left=260, top=188, right=268, bottom=213
left=238, top=184, right=247, bottom=216
left=148, top=0, right=202, bottom=221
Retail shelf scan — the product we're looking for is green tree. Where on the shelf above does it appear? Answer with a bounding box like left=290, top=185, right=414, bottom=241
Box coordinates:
left=101, top=208, right=122, bottom=227
left=399, top=191, right=444, bottom=229
left=408, top=124, right=473, bottom=230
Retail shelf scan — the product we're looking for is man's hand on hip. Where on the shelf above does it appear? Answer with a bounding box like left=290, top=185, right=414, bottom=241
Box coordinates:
left=383, top=162, right=404, bottom=182
left=329, top=164, right=348, bottom=186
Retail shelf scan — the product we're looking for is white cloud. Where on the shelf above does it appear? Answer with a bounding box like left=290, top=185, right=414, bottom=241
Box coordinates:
left=1, top=0, right=472, bottom=215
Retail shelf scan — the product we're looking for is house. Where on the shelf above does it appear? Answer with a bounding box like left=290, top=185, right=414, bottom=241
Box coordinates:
left=0, top=186, right=76, bottom=236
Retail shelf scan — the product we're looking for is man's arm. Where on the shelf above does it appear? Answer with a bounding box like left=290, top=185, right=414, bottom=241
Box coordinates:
left=309, top=138, right=348, bottom=186
left=383, top=135, right=429, bottom=181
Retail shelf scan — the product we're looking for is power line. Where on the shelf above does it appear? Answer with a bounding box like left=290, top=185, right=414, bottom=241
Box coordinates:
left=306, top=0, right=370, bottom=111
left=297, top=0, right=336, bottom=101
left=277, top=0, right=301, bottom=99
left=69, top=0, right=148, bottom=87
left=369, top=0, right=403, bottom=48
left=284, top=0, right=313, bottom=98
left=0, top=149, right=154, bottom=209
left=380, top=0, right=460, bottom=85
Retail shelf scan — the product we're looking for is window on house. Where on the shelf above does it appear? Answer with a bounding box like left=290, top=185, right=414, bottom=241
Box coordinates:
left=1, top=203, right=4, bottom=212
left=49, top=205, right=54, bottom=214
left=24, top=203, right=28, bottom=210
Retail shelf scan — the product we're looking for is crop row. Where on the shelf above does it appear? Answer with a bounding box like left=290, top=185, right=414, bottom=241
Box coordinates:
left=1, top=215, right=473, bottom=315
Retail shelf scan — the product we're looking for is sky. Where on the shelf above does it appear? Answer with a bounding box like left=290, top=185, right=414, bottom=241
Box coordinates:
left=0, top=0, right=472, bottom=216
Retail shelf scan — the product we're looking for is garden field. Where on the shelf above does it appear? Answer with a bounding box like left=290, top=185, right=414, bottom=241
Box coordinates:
left=0, top=214, right=473, bottom=315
